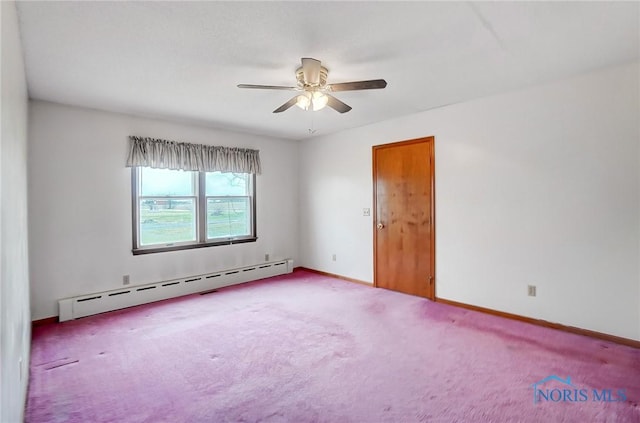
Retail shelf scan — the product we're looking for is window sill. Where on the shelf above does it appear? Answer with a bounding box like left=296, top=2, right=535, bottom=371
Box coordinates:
left=132, top=237, right=257, bottom=255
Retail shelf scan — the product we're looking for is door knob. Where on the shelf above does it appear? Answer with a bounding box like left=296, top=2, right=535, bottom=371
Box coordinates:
left=377, top=223, right=384, bottom=230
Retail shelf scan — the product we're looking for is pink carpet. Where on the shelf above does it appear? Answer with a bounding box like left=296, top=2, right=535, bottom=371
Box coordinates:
left=27, top=270, right=640, bottom=422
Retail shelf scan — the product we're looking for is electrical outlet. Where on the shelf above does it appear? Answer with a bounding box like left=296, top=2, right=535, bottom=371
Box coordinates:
left=332, top=254, right=337, bottom=261
left=265, top=253, right=270, bottom=261
left=123, top=275, right=130, bottom=285
left=363, top=208, right=371, bottom=216
left=528, top=285, right=537, bottom=297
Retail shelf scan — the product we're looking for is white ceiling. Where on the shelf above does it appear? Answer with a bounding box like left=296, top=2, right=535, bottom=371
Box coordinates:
left=15, top=1, right=640, bottom=141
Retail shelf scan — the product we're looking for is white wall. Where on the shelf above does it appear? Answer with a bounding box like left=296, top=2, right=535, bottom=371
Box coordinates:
left=29, top=101, right=299, bottom=320
left=1, top=1, right=31, bottom=421
left=299, top=62, right=640, bottom=341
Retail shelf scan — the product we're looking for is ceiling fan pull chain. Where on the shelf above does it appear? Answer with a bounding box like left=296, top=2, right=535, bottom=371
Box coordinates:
left=308, top=114, right=317, bottom=134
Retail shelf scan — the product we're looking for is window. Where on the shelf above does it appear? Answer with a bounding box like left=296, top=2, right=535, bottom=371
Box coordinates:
left=132, top=167, right=256, bottom=254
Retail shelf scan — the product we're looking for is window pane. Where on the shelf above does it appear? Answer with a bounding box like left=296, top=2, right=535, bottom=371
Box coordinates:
left=139, top=199, right=196, bottom=246
left=207, top=197, right=250, bottom=239
left=140, top=168, right=195, bottom=196
left=205, top=172, right=248, bottom=196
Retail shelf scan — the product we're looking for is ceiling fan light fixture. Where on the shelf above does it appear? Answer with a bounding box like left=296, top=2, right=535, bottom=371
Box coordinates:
left=296, top=91, right=328, bottom=112
left=296, top=92, right=311, bottom=110
left=312, top=92, right=328, bottom=111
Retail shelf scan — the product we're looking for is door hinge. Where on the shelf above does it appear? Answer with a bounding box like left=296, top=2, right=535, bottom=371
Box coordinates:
left=429, top=276, right=434, bottom=284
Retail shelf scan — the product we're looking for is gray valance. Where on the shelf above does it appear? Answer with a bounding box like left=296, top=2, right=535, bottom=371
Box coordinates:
left=126, top=136, right=262, bottom=174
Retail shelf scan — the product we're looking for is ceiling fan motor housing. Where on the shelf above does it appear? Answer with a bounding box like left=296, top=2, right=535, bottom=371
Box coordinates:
left=296, top=66, right=328, bottom=88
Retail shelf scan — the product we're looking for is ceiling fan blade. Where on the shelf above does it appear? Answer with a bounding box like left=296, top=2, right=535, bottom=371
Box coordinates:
left=328, top=79, right=387, bottom=92
left=273, top=96, right=299, bottom=113
left=301, top=58, right=321, bottom=85
left=238, top=84, right=298, bottom=91
left=326, top=94, right=352, bottom=113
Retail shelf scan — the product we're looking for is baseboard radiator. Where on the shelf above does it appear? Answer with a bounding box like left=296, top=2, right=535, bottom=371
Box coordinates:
left=58, top=259, right=293, bottom=322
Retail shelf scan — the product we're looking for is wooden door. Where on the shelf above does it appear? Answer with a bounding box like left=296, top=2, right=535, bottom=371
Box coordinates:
left=373, top=137, right=435, bottom=299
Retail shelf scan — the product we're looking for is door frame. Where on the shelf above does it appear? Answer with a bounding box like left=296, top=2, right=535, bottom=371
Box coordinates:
left=372, top=136, right=436, bottom=300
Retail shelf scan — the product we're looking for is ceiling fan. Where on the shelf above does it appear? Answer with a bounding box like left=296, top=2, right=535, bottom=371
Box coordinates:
left=238, top=58, right=387, bottom=114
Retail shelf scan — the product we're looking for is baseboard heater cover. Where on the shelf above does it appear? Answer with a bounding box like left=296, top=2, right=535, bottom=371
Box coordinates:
left=58, top=259, right=294, bottom=322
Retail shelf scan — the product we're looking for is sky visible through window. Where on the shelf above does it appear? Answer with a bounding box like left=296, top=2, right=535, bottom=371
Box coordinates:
left=140, top=168, right=248, bottom=196
left=140, top=168, right=194, bottom=196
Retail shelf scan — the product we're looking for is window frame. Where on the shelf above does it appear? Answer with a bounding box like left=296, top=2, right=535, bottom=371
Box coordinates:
left=131, top=167, right=257, bottom=255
